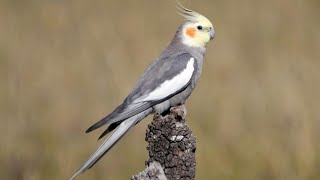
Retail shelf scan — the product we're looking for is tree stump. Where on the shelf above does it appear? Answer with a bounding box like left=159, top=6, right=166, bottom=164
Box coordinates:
left=131, top=105, right=196, bottom=180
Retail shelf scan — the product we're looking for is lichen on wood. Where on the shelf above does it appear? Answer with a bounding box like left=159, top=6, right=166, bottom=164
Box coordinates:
left=132, top=105, right=196, bottom=180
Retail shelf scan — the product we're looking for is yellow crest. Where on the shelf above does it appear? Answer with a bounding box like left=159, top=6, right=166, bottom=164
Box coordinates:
left=176, top=1, right=215, bottom=47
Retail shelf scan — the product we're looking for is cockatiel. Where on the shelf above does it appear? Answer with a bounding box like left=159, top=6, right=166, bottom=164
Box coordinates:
left=70, top=3, right=215, bottom=179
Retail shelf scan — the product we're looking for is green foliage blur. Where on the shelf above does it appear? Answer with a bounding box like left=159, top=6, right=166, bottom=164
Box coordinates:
left=1, top=0, right=320, bottom=179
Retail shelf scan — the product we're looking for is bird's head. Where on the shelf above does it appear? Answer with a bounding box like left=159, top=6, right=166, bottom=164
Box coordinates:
left=178, top=3, right=215, bottom=48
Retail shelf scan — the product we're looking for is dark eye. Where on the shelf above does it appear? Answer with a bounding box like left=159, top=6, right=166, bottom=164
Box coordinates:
left=197, top=25, right=203, bottom=30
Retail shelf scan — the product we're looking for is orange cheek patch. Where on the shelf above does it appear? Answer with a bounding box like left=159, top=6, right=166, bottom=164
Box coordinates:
left=186, top=27, right=196, bottom=38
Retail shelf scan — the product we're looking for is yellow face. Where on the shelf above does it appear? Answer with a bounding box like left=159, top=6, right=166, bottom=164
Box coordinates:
left=179, top=10, right=215, bottom=48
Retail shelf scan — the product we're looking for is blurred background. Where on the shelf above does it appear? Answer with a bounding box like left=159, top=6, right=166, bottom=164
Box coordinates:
left=1, top=0, right=320, bottom=179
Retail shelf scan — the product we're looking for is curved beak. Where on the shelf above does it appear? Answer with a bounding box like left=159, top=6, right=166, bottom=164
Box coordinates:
left=209, top=29, right=215, bottom=40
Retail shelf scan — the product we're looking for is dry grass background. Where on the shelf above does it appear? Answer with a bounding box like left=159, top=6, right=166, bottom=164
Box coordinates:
left=1, top=0, right=320, bottom=179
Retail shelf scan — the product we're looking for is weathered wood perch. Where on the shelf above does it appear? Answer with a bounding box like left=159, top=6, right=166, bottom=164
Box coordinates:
left=131, top=105, right=196, bottom=180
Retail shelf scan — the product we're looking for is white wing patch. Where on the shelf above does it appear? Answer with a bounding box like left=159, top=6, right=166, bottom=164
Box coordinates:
left=141, top=58, right=195, bottom=102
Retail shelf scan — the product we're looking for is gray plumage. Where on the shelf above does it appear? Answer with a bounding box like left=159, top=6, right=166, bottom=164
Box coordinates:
left=70, top=5, right=214, bottom=179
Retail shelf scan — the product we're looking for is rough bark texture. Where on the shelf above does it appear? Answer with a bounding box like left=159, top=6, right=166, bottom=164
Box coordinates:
left=131, top=105, right=196, bottom=180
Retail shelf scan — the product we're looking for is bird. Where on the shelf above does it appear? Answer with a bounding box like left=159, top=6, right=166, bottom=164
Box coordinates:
left=70, top=3, right=215, bottom=180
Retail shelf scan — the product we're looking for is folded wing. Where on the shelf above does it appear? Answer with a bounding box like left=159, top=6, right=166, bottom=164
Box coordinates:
left=86, top=53, right=196, bottom=137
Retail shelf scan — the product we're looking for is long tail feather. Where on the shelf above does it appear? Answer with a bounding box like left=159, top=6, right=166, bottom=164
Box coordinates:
left=98, top=121, right=121, bottom=140
left=86, top=102, right=151, bottom=133
left=85, top=112, right=117, bottom=133
left=70, top=108, right=152, bottom=180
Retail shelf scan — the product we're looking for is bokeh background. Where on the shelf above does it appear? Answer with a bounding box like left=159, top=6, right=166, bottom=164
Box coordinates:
left=1, top=0, right=320, bottom=179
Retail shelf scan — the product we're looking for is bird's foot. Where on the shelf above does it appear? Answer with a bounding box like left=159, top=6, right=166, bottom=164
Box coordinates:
left=170, top=104, right=187, bottom=120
